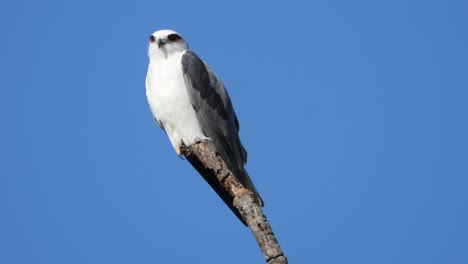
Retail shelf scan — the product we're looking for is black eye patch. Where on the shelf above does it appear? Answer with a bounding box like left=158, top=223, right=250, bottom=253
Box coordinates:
left=167, top=34, right=181, bottom=42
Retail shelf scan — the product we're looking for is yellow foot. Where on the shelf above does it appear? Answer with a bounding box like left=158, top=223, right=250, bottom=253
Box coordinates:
left=175, top=146, right=181, bottom=156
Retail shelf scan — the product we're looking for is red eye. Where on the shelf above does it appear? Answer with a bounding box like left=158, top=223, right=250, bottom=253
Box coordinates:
left=167, top=34, right=181, bottom=42
left=149, top=35, right=155, bottom=43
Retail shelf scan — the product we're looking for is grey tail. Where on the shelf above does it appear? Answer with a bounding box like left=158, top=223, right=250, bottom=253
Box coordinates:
left=240, top=169, right=264, bottom=207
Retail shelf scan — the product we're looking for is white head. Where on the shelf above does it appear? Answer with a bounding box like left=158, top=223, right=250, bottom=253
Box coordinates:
left=148, top=29, right=189, bottom=59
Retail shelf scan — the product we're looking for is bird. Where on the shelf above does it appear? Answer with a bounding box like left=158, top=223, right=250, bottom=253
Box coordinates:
left=145, top=29, right=263, bottom=224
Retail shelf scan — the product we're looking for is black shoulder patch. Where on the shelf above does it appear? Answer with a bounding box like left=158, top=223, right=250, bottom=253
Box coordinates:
left=181, top=51, right=228, bottom=119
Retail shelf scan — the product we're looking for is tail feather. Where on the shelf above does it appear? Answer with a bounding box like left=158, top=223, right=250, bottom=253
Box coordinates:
left=240, top=169, right=264, bottom=207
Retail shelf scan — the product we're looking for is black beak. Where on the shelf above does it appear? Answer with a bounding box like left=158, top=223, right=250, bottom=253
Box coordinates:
left=157, top=38, right=165, bottom=48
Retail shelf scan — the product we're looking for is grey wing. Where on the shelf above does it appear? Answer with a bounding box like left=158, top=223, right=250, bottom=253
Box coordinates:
left=181, top=50, right=263, bottom=207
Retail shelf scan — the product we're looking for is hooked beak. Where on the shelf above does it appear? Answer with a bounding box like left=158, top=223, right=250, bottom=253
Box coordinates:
left=157, top=38, right=165, bottom=48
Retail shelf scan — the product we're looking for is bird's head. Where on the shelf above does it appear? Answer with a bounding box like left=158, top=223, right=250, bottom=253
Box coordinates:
left=148, top=29, right=189, bottom=59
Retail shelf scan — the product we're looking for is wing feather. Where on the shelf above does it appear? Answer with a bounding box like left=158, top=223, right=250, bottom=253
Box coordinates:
left=181, top=51, right=263, bottom=207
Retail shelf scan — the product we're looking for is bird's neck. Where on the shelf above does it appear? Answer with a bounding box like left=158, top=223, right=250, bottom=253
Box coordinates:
left=150, top=48, right=186, bottom=62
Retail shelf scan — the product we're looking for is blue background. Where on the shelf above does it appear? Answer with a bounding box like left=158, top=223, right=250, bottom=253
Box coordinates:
left=2, top=0, right=467, bottom=263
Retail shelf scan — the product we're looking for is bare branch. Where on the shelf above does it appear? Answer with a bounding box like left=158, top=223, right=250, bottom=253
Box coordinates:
left=182, top=140, right=288, bottom=264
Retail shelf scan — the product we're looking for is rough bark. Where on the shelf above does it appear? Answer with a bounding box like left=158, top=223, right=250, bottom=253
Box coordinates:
left=182, top=140, right=287, bottom=264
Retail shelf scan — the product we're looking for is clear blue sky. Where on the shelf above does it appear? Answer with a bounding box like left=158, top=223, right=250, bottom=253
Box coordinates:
left=1, top=0, right=467, bottom=263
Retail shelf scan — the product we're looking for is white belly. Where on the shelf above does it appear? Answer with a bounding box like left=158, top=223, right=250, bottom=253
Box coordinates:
left=145, top=53, right=206, bottom=153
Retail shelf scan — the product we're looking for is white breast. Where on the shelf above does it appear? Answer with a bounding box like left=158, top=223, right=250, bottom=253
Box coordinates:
left=145, top=52, right=207, bottom=154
